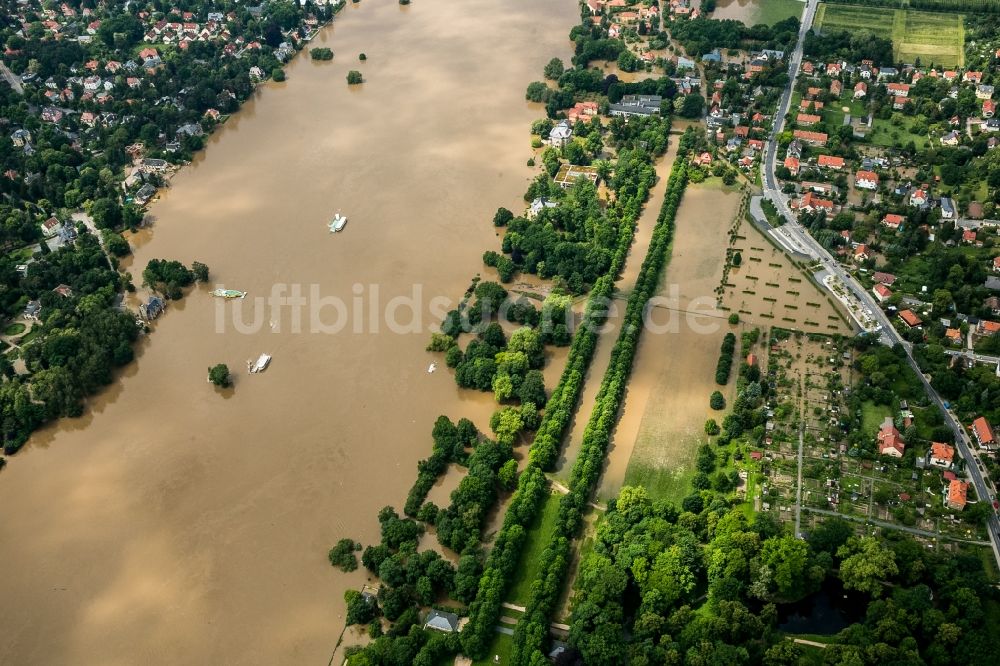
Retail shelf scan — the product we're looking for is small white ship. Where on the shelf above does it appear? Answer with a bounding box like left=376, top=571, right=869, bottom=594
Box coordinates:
left=328, top=213, right=348, bottom=232
left=247, top=353, right=271, bottom=374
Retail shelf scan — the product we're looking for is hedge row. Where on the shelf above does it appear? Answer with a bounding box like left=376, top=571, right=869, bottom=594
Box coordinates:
left=511, top=157, right=690, bottom=664
left=715, top=332, right=736, bottom=385
left=459, top=151, right=659, bottom=660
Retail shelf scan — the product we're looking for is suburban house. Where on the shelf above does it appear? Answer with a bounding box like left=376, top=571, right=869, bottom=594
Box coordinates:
left=855, top=170, right=879, bottom=190
left=783, top=156, right=800, bottom=175
left=985, top=99, right=996, bottom=118
left=873, top=271, right=896, bottom=285
left=910, top=189, right=928, bottom=207
left=528, top=197, right=558, bottom=219
left=972, top=416, right=995, bottom=450
left=854, top=81, right=867, bottom=98
left=853, top=243, right=870, bottom=262
left=793, top=129, right=828, bottom=146
left=830, top=79, right=842, bottom=96
left=994, top=256, right=1000, bottom=272
left=23, top=300, right=41, bottom=320
left=873, top=283, right=892, bottom=303
left=946, top=479, right=968, bottom=511
left=929, top=442, right=955, bottom=468
left=40, top=216, right=61, bottom=238
left=978, top=320, right=1000, bottom=336
left=940, top=197, right=956, bottom=219
left=52, top=284, right=73, bottom=298
left=899, top=309, right=922, bottom=328
left=882, top=213, right=904, bottom=230
left=567, top=101, right=599, bottom=123
left=797, top=113, right=821, bottom=126
left=818, top=154, right=845, bottom=170
left=792, top=191, right=834, bottom=217
left=887, top=82, right=910, bottom=98
left=423, top=610, right=459, bottom=633
left=549, top=121, right=573, bottom=147
left=140, top=295, right=165, bottom=320
left=941, top=131, right=961, bottom=146
left=877, top=416, right=905, bottom=457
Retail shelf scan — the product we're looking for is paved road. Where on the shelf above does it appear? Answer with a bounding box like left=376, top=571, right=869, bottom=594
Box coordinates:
left=758, top=0, right=1000, bottom=569
left=0, top=61, right=23, bottom=95
left=944, top=348, right=1000, bottom=366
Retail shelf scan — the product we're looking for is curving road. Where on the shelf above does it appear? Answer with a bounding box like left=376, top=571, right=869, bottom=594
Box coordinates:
left=758, top=0, right=1000, bottom=569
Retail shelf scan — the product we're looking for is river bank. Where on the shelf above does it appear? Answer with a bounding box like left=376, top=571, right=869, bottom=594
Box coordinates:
left=0, top=2, right=579, bottom=664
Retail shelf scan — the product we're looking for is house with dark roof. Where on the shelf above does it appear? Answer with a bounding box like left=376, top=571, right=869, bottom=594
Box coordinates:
left=423, top=609, right=459, bottom=633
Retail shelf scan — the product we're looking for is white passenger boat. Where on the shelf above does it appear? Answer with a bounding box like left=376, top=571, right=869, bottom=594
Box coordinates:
left=248, top=353, right=271, bottom=374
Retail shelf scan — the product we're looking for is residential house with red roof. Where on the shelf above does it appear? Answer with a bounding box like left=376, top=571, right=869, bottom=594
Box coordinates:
left=945, top=328, right=963, bottom=345
left=873, top=283, right=892, bottom=303
left=797, top=113, right=821, bottom=126
left=882, top=213, right=904, bottom=230
left=877, top=417, right=905, bottom=457
left=972, top=416, right=996, bottom=449
left=930, top=442, right=955, bottom=468
left=783, top=156, right=800, bottom=175
left=947, top=479, right=968, bottom=510
left=818, top=154, right=844, bottom=169
left=899, top=309, right=922, bottom=327
left=854, top=81, right=867, bottom=99
left=887, top=82, right=910, bottom=97
left=855, top=170, right=879, bottom=190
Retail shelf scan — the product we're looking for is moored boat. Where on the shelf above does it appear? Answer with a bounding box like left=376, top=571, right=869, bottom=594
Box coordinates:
left=211, top=289, right=247, bottom=299
left=329, top=213, right=348, bottom=232
left=249, top=353, right=271, bottom=374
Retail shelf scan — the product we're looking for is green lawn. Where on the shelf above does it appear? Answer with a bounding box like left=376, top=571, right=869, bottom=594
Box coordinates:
left=869, top=115, right=931, bottom=150
left=814, top=3, right=964, bottom=67
left=3, top=322, right=25, bottom=336
left=473, top=631, right=513, bottom=666
left=754, top=0, right=805, bottom=26
left=861, top=401, right=893, bottom=437
left=624, top=458, right=697, bottom=504
left=506, top=490, right=562, bottom=605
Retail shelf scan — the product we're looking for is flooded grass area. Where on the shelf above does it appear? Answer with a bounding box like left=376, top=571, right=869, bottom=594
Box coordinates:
left=607, top=182, right=742, bottom=503
left=712, top=0, right=805, bottom=26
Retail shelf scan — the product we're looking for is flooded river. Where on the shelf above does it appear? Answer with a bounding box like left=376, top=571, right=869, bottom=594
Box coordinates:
left=0, top=1, right=578, bottom=664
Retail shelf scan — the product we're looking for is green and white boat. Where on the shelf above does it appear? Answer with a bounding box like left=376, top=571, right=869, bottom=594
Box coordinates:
left=210, top=289, right=247, bottom=299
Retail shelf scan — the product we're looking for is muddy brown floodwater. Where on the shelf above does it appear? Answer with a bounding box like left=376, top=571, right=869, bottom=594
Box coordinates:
left=0, top=2, right=579, bottom=664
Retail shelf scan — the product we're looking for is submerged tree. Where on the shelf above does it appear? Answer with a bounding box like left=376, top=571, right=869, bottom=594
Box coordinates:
left=208, top=363, right=231, bottom=388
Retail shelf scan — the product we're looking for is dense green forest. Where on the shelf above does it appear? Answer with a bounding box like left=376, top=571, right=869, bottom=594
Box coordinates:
left=566, top=484, right=999, bottom=665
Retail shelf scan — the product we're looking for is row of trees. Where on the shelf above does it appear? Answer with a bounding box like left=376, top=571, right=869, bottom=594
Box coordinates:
left=510, top=149, right=692, bottom=664
left=715, top=331, right=736, bottom=385
left=458, top=133, right=676, bottom=666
